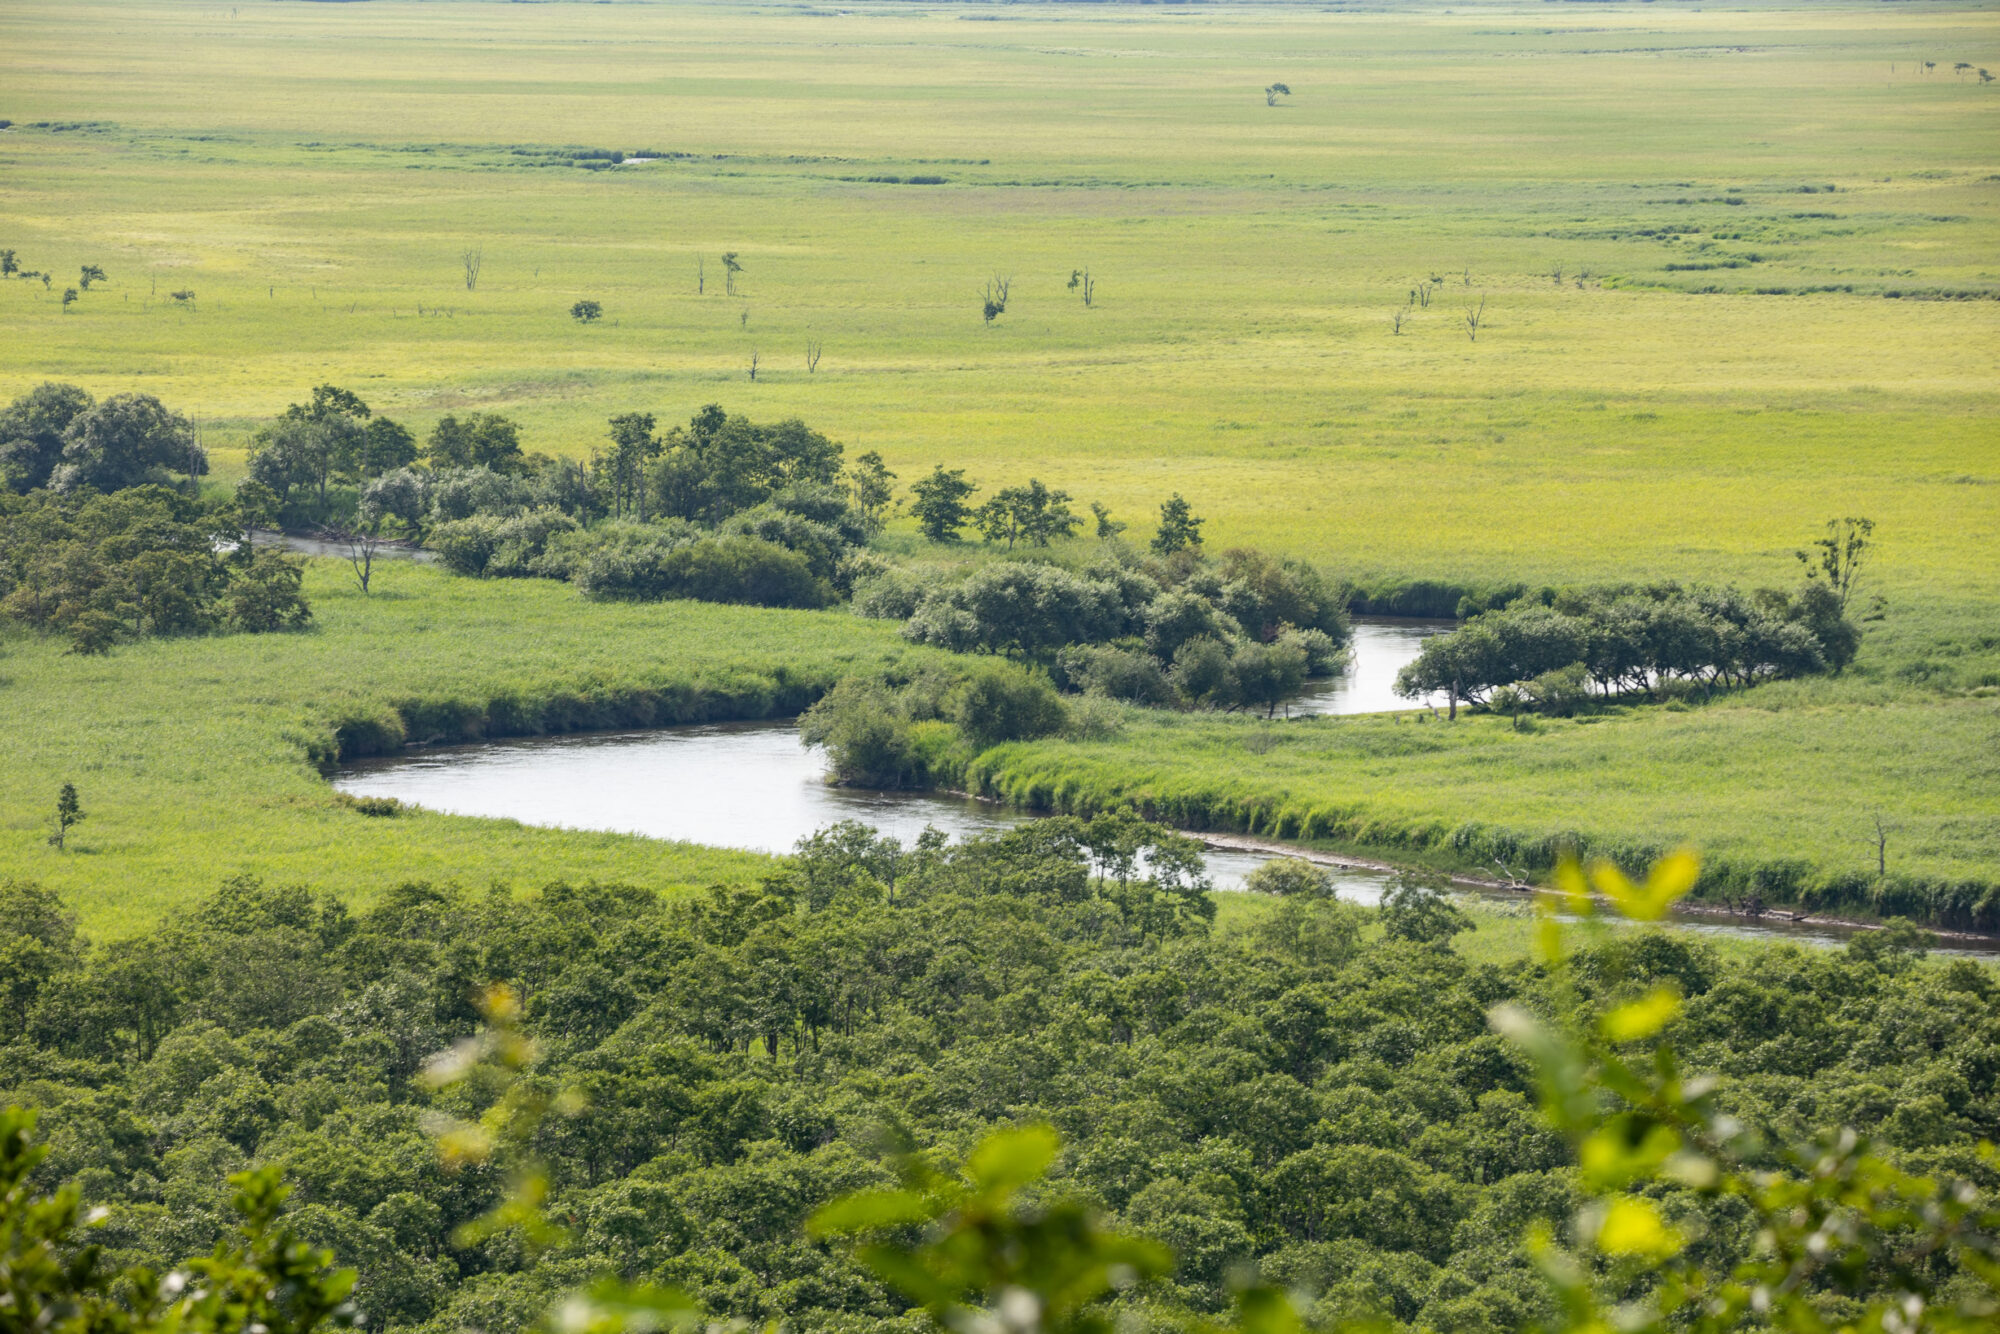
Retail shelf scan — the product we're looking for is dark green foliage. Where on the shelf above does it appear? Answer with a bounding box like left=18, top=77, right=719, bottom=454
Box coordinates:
left=574, top=532, right=832, bottom=608
left=904, top=562, right=1128, bottom=659
left=0, top=382, right=96, bottom=493
left=952, top=662, right=1067, bottom=747
left=909, top=465, right=976, bottom=542
left=0, top=1107, right=359, bottom=1334
left=4, top=838, right=1992, bottom=1333
left=646, top=407, right=844, bottom=526
left=973, top=479, right=1079, bottom=550
left=1396, top=580, right=1863, bottom=707
left=0, top=487, right=309, bottom=650
left=47, top=393, right=207, bottom=494
left=426, top=413, right=524, bottom=474
left=1379, top=874, right=1474, bottom=944
left=47, top=783, right=85, bottom=852
left=1151, top=493, right=1204, bottom=555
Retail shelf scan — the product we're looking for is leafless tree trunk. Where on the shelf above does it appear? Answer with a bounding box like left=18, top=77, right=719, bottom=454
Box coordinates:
left=324, top=525, right=385, bottom=594
left=1464, top=296, right=1486, bottom=342
left=462, top=247, right=482, bottom=291
left=1391, top=305, right=1410, bottom=335
left=748, top=349, right=759, bottom=381
left=697, top=256, right=705, bottom=294
left=805, top=338, right=822, bottom=373
left=1871, top=814, right=1890, bottom=878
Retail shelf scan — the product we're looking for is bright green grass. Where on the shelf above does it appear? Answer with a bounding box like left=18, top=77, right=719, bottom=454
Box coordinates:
left=0, top=562, right=923, bottom=935
left=0, top=0, right=1995, bottom=600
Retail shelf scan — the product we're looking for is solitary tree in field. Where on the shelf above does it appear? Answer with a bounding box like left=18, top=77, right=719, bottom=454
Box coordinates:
left=1067, top=268, right=1095, bottom=306
left=981, top=275, right=1010, bottom=323
left=1265, top=82, right=1291, bottom=107
left=570, top=299, right=602, bottom=323
left=1391, top=304, right=1410, bottom=335
left=48, top=782, right=84, bottom=851
left=60, top=287, right=78, bottom=313
left=170, top=289, right=196, bottom=307
left=1797, top=516, right=1874, bottom=610
left=721, top=251, right=743, bottom=296
left=910, top=464, right=976, bottom=542
left=461, top=247, right=482, bottom=291
left=1464, top=296, right=1486, bottom=341
left=78, top=264, right=105, bottom=291
left=0, top=250, right=17, bottom=278
left=1151, top=493, right=1204, bottom=555
left=805, top=337, right=822, bottom=373
left=748, top=349, right=760, bottom=382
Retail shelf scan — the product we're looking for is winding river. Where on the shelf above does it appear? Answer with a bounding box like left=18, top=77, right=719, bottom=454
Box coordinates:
left=332, top=620, right=1995, bottom=954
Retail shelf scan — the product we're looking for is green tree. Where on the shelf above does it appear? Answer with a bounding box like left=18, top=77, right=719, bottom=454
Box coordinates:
left=600, top=413, right=659, bottom=520
left=47, top=782, right=84, bottom=851
left=1152, top=493, right=1204, bottom=555
left=977, top=479, right=1079, bottom=550
left=0, top=381, right=95, bottom=492
left=847, top=450, right=896, bottom=533
left=1380, top=872, right=1473, bottom=943
left=1797, top=515, right=1874, bottom=610
left=427, top=413, right=524, bottom=473
left=571, top=299, right=603, bottom=323
left=909, top=464, right=977, bottom=542
left=49, top=394, right=207, bottom=493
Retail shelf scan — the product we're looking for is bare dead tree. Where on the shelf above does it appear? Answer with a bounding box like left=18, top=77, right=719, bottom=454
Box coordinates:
left=1462, top=267, right=1472, bottom=287
left=805, top=338, right=822, bottom=373
left=740, top=308, right=750, bottom=327
left=1550, top=264, right=1564, bottom=285
left=1870, top=813, right=1890, bottom=878
left=697, top=256, right=705, bottom=295
left=1464, top=296, right=1486, bottom=341
left=462, top=247, right=483, bottom=291
left=748, top=349, right=759, bottom=382
left=1391, top=305, right=1410, bottom=335
left=324, top=524, right=386, bottom=595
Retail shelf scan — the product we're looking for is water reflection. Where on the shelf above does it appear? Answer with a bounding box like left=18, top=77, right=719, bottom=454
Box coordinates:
left=1287, top=617, right=1454, bottom=716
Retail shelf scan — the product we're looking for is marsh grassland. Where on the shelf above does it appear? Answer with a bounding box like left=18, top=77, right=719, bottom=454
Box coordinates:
left=0, top=0, right=1995, bottom=929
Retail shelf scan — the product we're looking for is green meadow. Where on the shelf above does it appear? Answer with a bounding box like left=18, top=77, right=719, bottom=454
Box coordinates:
left=1, top=0, right=1996, bottom=928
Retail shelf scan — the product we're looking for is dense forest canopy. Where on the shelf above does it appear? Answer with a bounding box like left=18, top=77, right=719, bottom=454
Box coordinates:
left=3, top=827, right=1995, bottom=1333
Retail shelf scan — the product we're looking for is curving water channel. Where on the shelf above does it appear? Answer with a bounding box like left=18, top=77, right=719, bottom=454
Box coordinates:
left=332, top=621, right=1997, bottom=955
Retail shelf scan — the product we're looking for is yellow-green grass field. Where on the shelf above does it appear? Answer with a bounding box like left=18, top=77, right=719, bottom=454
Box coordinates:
left=1, top=0, right=1997, bottom=929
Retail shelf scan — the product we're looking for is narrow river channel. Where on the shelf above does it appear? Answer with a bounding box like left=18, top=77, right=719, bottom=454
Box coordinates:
left=332, top=620, right=1995, bottom=955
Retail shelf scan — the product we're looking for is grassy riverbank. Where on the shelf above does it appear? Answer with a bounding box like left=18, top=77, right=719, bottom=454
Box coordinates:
left=0, top=562, right=925, bottom=935
left=0, top=556, right=1990, bottom=935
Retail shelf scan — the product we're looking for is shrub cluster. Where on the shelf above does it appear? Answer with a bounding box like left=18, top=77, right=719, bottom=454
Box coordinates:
left=0, top=487, right=309, bottom=652
left=1396, top=581, right=1861, bottom=708
left=887, top=546, right=1350, bottom=715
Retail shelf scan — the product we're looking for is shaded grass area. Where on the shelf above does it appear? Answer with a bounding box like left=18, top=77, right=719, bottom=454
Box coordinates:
left=0, top=561, right=925, bottom=935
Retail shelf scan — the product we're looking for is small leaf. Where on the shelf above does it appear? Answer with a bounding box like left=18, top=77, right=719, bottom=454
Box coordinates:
left=807, top=1189, right=934, bottom=1237
left=1601, top=987, right=1683, bottom=1043
left=1551, top=855, right=1593, bottom=916
left=964, top=1124, right=1059, bottom=1192
left=1595, top=1196, right=1685, bottom=1259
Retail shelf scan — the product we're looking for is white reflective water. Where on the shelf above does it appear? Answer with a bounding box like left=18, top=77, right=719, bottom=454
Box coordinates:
left=1288, top=617, right=1455, bottom=716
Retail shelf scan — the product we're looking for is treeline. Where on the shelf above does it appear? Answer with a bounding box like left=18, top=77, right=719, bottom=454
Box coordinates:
left=1395, top=581, right=1862, bottom=712
left=1, top=832, right=1992, bottom=1333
